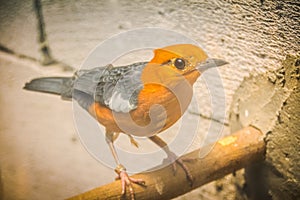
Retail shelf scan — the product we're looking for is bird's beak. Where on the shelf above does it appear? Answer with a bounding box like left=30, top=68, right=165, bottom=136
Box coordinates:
left=196, top=58, right=228, bottom=72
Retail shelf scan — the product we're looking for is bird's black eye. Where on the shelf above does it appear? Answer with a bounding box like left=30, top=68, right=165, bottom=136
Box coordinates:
left=174, top=58, right=186, bottom=70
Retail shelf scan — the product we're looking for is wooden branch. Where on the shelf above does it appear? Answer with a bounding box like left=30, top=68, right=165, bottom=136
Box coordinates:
left=67, top=126, right=265, bottom=200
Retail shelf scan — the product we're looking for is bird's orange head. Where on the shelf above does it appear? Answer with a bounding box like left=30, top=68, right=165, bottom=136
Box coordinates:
left=150, top=44, right=207, bottom=75
left=142, top=44, right=227, bottom=86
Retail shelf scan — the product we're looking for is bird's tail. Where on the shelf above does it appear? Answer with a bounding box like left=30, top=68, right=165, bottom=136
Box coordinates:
left=23, top=77, right=73, bottom=99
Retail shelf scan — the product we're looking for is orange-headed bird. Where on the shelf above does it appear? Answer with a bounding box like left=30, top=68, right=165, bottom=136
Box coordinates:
left=24, top=44, right=227, bottom=199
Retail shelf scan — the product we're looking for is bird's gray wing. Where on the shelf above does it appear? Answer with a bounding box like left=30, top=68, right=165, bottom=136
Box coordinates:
left=73, top=62, right=147, bottom=113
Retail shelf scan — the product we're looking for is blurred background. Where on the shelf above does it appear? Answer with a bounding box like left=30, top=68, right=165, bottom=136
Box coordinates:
left=0, top=0, right=298, bottom=199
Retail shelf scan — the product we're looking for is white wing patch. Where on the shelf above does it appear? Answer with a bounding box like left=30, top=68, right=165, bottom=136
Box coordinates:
left=106, top=91, right=136, bottom=113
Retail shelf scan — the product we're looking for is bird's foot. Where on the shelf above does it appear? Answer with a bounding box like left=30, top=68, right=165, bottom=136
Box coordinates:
left=165, top=152, right=196, bottom=186
left=115, top=164, right=146, bottom=200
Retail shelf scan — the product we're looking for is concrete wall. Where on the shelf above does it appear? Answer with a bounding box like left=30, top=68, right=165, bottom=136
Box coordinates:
left=0, top=0, right=299, bottom=199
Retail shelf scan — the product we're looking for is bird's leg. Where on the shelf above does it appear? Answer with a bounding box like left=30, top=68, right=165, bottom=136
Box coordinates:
left=149, top=135, right=194, bottom=185
left=126, top=134, right=139, bottom=148
left=105, top=132, right=145, bottom=200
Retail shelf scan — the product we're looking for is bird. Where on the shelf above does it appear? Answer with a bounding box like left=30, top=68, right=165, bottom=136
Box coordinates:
left=24, top=44, right=227, bottom=199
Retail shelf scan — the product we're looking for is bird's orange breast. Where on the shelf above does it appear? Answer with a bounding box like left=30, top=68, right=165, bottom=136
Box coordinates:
left=88, top=70, right=200, bottom=135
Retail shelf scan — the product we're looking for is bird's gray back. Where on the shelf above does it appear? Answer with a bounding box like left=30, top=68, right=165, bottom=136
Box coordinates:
left=73, top=62, right=147, bottom=112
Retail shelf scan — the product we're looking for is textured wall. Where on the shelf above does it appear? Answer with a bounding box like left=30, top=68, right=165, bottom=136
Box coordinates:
left=229, top=54, right=300, bottom=199
left=0, top=0, right=40, bottom=59
left=264, top=56, right=300, bottom=200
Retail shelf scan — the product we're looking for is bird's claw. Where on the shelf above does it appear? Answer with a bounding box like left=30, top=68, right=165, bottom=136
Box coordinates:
left=165, top=152, right=196, bottom=186
left=175, top=157, right=195, bottom=186
left=115, top=164, right=145, bottom=200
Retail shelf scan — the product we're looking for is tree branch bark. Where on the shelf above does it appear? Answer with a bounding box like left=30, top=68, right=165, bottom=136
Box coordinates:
left=68, top=126, right=265, bottom=200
